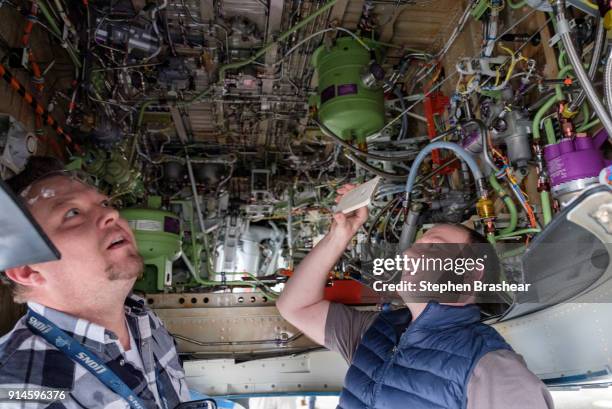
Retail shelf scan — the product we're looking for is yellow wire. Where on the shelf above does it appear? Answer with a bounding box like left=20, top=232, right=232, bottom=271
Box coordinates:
left=430, top=65, right=442, bottom=84
left=582, top=0, right=598, bottom=10
left=466, top=75, right=476, bottom=90
left=456, top=75, right=468, bottom=95
left=499, top=45, right=519, bottom=85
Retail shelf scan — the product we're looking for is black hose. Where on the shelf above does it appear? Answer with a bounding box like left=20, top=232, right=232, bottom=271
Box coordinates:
left=345, top=151, right=408, bottom=181
left=393, top=87, right=409, bottom=140
left=527, top=91, right=557, bottom=112
left=367, top=196, right=401, bottom=242
left=314, top=117, right=416, bottom=161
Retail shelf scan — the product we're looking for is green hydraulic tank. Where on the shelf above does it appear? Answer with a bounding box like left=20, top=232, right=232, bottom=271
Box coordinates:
left=311, top=37, right=385, bottom=142
left=120, top=207, right=182, bottom=292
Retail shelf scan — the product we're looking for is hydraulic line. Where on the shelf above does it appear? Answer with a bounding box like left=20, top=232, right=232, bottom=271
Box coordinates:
left=541, top=188, right=553, bottom=225
left=605, top=45, right=612, bottom=123
left=183, top=157, right=281, bottom=296
left=393, top=87, right=409, bottom=140
left=137, top=100, right=157, bottom=130
left=458, top=119, right=500, bottom=174
left=274, top=27, right=371, bottom=68
left=554, top=0, right=612, bottom=139
left=377, top=159, right=464, bottom=202
left=185, top=153, right=213, bottom=277
left=489, top=174, right=518, bottom=236
left=483, top=5, right=500, bottom=58
left=533, top=95, right=560, bottom=144
left=367, top=196, right=400, bottom=242
left=36, top=0, right=62, bottom=39
left=580, top=103, right=590, bottom=128
left=495, top=228, right=541, bottom=240
left=287, top=188, right=294, bottom=270
left=532, top=98, right=556, bottom=225
left=577, top=117, right=600, bottom=132
left=36, top=0, right=81, bottom=68
left=397, top=202, right=422, bottom=250
left=345, top=152, right=408, bottom=182
left=173, top=332, right=301, bottom=347
left=180, top=252, right=278, bottom=297
left=398, top=142, right=488, bottom=250
left=145, top=0, right=168, bottom=62
left=403, top=142, right=486, bottom=199
left=314, top=118, right=416, bottom=161
left=568, top=18, right=604, bottom=112
left=51, top=0, right=77, bottom=39
left=544, top=117, right=557, bottom=146
left=435, top=1, right=475, bottom=60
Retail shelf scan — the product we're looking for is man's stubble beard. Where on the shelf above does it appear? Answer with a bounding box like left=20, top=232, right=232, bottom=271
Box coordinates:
left=105, top=250, right=144, bottom=281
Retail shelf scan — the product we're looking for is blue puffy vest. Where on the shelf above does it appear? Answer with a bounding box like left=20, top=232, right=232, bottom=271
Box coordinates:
left=337, top=302, right=512, bottom=409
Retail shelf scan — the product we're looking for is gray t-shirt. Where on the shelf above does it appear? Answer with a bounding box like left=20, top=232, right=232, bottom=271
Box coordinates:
left=324, top=302, right=555, bottom=409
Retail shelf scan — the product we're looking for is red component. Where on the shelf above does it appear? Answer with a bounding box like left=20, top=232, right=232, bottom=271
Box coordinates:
left=423, top=92, right=457, bottom=175
left=278, top=269, right=293, bottom=277
left=21, top=2, right=37, bottom=46
left=324, top=280, right=363, bottom=304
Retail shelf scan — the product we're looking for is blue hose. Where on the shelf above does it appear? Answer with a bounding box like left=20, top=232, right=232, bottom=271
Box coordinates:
left=403, top=142, right=484, bottom=196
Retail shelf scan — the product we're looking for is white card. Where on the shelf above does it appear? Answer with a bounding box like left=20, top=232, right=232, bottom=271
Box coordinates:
left=335, top=177, right=381, bottom=214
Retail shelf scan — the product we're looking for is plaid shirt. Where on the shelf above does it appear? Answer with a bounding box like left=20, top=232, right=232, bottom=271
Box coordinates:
left=0, top=294, right=191, bottom=408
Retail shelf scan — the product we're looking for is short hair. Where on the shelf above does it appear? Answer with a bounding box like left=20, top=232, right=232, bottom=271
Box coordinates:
left=453, top=224, right=501, bottom=277
left=453, top=224, right=508, bottom=314
left=1, top=156, right=65, bottom=303
left=398, top=223, right=504, bottom=306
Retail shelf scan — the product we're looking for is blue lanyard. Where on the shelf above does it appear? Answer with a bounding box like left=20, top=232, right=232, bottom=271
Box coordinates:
left=26, top=309, right=148, bottom=409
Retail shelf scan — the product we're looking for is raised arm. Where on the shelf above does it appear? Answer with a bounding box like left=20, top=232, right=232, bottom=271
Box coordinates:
left=276, top=185, right=368, bottom=345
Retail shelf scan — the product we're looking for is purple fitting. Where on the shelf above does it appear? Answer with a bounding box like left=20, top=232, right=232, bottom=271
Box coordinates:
left=544, top=130, right=610, bottom=188
left=574, top=137, right=594, bottom=151
left=558, top=138, right=574, bottom=155
left=462, top=130, right=482, bottom=154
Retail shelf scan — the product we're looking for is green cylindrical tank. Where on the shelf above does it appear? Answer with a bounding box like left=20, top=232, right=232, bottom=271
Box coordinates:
left=120, top=208, right=182, bottom=292
left=311, top=37, right=385, bottom=142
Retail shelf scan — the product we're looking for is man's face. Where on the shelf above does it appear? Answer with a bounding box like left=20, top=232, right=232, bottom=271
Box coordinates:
left=22, top=176, right=142, bottom=293
left=398, top=224, right=473, bottom=302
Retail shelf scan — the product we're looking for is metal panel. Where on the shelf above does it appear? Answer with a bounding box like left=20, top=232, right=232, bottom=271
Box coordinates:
left=221, top=0, right=268, bottom=33
left=494, top=189, right=612, bottom=383
left=184, top=350, right=349, bottom=395
left=494, top=301, right=612, bottom=382
left=376, top=0, right=465, bottom=52
left=153, top=305, right=319, bottom=356
left=146, top=291, right=275, bottom=308
left=188, top=102, right=218, bottom=138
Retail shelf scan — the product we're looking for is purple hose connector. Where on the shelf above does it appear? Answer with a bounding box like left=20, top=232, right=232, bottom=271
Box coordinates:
left=544, top=129, right=611, bottom=191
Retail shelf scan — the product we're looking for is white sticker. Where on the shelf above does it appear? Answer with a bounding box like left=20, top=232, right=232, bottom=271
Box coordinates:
left=128, top=220, right=163, bottom=232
